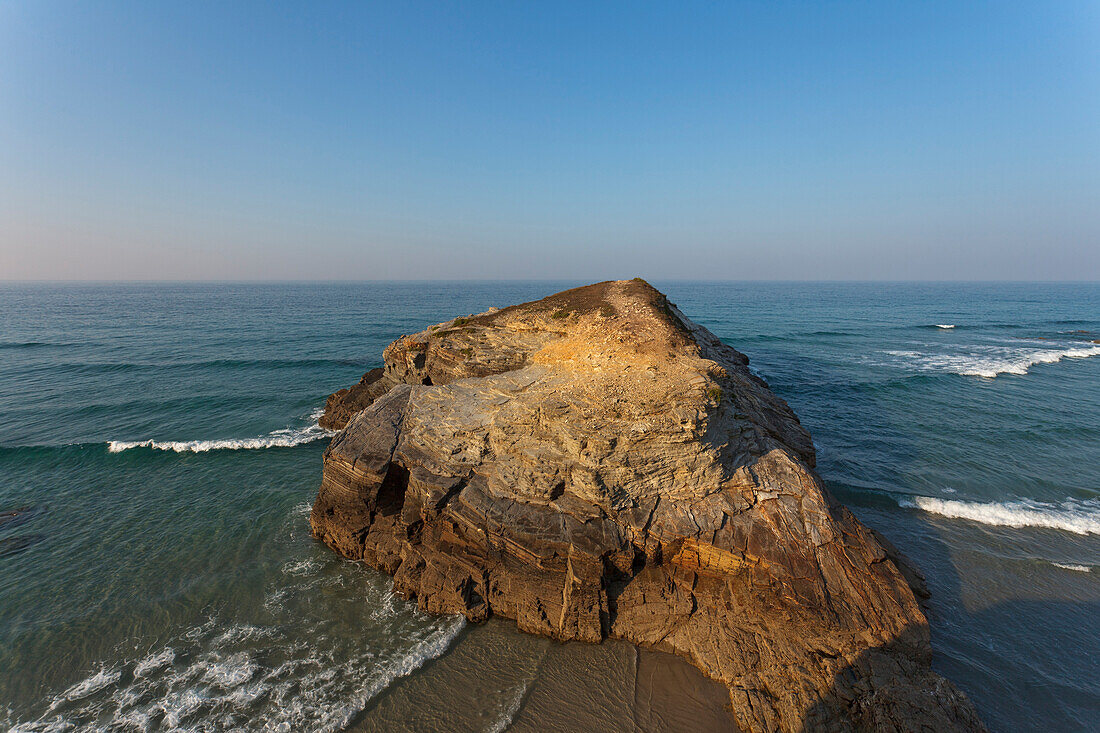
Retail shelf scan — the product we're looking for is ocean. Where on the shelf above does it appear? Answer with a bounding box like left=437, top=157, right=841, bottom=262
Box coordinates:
left=1, top=281, right=1097, bottom=732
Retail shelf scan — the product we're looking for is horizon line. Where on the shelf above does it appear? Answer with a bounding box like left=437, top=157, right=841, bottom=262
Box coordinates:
left=2, top=278, right=1099, bottom=286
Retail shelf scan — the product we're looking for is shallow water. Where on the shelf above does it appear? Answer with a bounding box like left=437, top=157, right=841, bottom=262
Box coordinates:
left=1, top=282, right=1097, bottom=731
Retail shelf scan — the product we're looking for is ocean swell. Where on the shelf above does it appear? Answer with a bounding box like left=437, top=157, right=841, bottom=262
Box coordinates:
left=898, top=495, right=1100, bottom=535
left=107, top=409, right=333, bottom=453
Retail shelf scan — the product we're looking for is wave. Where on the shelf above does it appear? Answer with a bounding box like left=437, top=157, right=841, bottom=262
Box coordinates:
left=741, top=330, right=856, bottom=342
left=282, top=558, right=322, bottom=576
left=12, top=545, right=468, bottom=730
left=51, top=667, right=122, bottom=704
left=884, top=344, right=1100, bottom=378
left=0, top=341, right=72, bottom=350
left=189, top=357, right=370, bottom=369
left=747, top=364, right=767, bottom=380
left=897, top=495, right=1100, bottom=535
left=489, top=681, right=533, bottom=733
left=1051, top=562, right=1092, bottom=573
left=802, top=330, right=856, bottom=337
left=28, top=357, right=369, bottom=375
left=107, top=409, right=334, bottom=453
left=915, top=322, right=1022, bottom=331
left=10, top=600, right=466, bottom=733
left=133, top=647, right=176, bottom=677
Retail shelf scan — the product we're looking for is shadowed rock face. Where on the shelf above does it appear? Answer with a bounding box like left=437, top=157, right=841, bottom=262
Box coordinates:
left=311, top=280, right=985, bottom=733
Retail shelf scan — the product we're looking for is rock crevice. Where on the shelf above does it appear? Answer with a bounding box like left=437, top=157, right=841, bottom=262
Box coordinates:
left=311, top=280, right=984, bottom=732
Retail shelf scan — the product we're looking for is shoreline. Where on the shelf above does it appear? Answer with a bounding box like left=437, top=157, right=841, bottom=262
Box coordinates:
left=346, top=617, right=738, bottom=732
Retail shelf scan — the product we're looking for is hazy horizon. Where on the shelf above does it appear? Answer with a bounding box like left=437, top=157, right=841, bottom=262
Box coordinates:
left=2, top=2, right=1098, bottom=281
left=3, top=278, right=1100, bottom=285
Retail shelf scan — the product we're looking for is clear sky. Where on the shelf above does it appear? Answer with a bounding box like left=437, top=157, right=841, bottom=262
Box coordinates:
left=1, top=1, right=1098, bottom=281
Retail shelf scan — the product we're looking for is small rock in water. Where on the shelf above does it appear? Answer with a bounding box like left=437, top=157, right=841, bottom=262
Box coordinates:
left=0, top=505, right=41, bottom=531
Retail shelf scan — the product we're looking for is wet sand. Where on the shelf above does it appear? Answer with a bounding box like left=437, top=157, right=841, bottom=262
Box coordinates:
left=348, top=618, right=738, bottom=732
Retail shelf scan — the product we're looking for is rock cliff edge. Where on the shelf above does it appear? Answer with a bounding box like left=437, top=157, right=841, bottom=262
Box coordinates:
left=311, top=280, right=984, bottom=732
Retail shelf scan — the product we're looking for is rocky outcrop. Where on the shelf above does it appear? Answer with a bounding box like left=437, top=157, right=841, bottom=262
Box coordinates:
left=311, top=280, right=985, bottom=732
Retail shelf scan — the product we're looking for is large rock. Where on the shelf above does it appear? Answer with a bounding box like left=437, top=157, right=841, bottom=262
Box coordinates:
left=311, top=280, right=984, bottom=732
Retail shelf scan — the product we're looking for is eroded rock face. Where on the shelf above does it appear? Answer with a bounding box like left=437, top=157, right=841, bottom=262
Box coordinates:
left=310, top=280, right=985, bottom=732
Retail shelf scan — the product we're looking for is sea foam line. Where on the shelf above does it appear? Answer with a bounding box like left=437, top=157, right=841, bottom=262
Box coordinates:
left=108, top=409, right=334, bottom=453
left=11, top=612, right=466, bottom=733
left=886, top=344, right=1100, bottom=378
left=488, top=680, right=533, bottom=733
left=897, top=495, right=1100, bottom=535
left=328, top=616, right=467, bottom=733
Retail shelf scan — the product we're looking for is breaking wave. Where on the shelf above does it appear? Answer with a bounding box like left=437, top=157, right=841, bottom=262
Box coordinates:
left=9, top=602, right=465, bottom=733
left=897, top=495, right=1100, bottom=535
left=885, top=344, right=1100, bottom=378
left=107, top=409, right=333, bottom=453
left=1051, top=562, right=1092, bottom=573
left=935, top=324, right=955, bottom=329
left=52, top=667, right=122, bottom=704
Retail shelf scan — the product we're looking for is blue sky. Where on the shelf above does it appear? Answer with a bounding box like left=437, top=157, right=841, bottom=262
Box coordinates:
left=1, top=1, right=1097, bottom=280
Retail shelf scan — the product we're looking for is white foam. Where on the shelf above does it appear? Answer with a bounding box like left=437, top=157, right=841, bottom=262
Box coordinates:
left=747, top=364, right=768, bottom=380
left=263, top=588, right=289, bottom=613
left=202, top=653, right=259, bottom=688
left=885, top=344, right=1100, bottom=378
left=160, top=688, right=206, bottom=727
left=134, top=647, right=175, bottom=677
left=8, top=541, right=469, bottom=733
left=488, top=681, right=531, bottom=733
left=214, top=624, right=271, bottom=645
left=370, top=590, right=400, bottom=621
left=15, top=611, right=466, bottom=733
left=1051, top=562, right=1092, bottom=573
left=55, top=667, right=121, bottom=703
left=226, top=681, right=269, bottom=708
left=328, top=616, right=467, bottom=731
left=898, top=495, right=1100, bottom=535
left=282, top=558, right=320, bottom=576
left=936, top=324, right=955, bottom=329
left=108, top=408, right=334, bottom=453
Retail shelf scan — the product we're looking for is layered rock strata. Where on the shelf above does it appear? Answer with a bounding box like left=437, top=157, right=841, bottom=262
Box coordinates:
left=310, top=280, right=984, bottom=732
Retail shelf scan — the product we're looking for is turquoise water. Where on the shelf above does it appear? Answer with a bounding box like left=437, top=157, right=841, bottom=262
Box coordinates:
left=1, top=282, right=1098, bottom=731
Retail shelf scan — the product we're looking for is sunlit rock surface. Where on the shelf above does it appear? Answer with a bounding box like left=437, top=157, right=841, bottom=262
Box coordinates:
left=311, top=280, right=985, bottom=732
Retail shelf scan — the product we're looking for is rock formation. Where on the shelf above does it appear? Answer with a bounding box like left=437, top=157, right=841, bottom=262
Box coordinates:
left=310, top=280, right=985, bottom=732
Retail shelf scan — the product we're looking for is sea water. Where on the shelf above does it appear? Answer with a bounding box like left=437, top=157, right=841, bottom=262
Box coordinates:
left=1, top=282, right=1097, bottom=732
